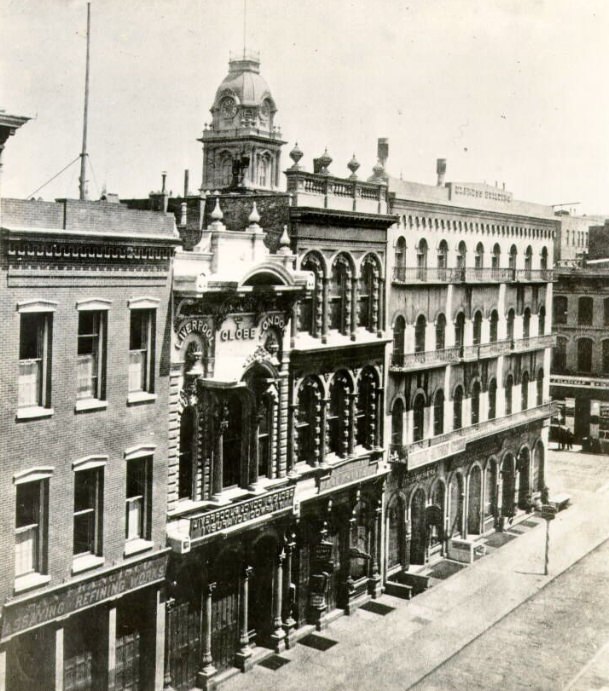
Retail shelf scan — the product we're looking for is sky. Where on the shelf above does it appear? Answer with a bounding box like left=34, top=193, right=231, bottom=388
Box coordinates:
left=1, top=0, right=608, bottom=214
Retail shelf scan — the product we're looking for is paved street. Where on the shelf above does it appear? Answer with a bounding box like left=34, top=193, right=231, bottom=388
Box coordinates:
left=223, top=448, right=609, bottom=691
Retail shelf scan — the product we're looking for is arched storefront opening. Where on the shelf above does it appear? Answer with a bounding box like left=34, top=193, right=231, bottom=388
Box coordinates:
left=518, top=447, right=531, bottom=509
left=428, top=481, right=445, bottom=554
left=501, top=455, right=515, bottom=518
left=468, top=466, right=482, bottom=535
left=410, top=488, right=427, bottom=565
left=484, top=460, right=497, bottom=525
left=387, top=496, right=405, bottom=571
left=250, top=535, right=278, bottom=644
left=449, top=474, right=464, bottom=538
left=532, top=442, right=545, bottom=492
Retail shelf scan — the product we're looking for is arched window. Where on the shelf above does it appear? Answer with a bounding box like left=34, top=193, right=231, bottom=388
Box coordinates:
left=455, top=312, right=465, bottom=352
left=491, top=243, right=501, bottom=274
left=449, top=474, right=464, bottom=537
left=456, top=241, right=467, bottom=270
left=392, top=316, right=405, bottom=367
left=488, top=378, right=497, bottom=419
left=356, top=368, right=377, bottom=449
left=578, top=297, right=593, bottom=326
left=297, top=378, right=322, bottom=465
left=490, top=310, right=499, bottom=342
left=524, top=245, right=533, bottom=276
left=475, top=242, right=484, bottom=269
left=471, top=381, right=481, bottom=425
left=521, top=371, right=529, bottom=410
left=416, top=239, right=428, bottom=279
left=328, top=372, right=350, bottom=458
left=553, top=295, right=568, bottom=325
left=537, top=368, right=544, bottom=405
left=256, top=395, right=274, bottom=477
left=532, top=443, right=544, bottom=492
left=258, top=154, right=271, bottom=187
left=415, top=314, right=426, bottom=353
left=540, top=246, right=548, bottom=271
left=394, top=237, right=406, bottom=280
left=437, top=240, right=448, bottom=272
left=220, top=153, right=233, bottom=187
left=577, top=338, right=593, bottom=372
left=538, top=306, right=546, bottom=336
left=358, top=254, right=380, bottom=331
left=429, top=482, right=445, bottom=549
left=387, top=496, right=405, bottom=570
left=509, top=244, right=517, bottom=270
left=222, top=395, right=242, bottom=488
left=473, top=311, right=483, bottom=346
left=329, top=255, right=352, bottom=333
left=507, top=309, right=515, bottom=343
left=453, top=386, right=463, bottom=430
left=553, top=336, right=568, bottom=372
left=435, top=314, right=446, bottom=351
left=505, top=374, right=513, bottom=415
left=391, top=399, right=404, bottom=448
left=299, top=253, right=324, bottom=336
left=433, top=389, right=444, bottom=436
left=178, top=407, right=195, bottom=500
left=484, top=460, right=497, bottom=519
left=413, top=393, right=426, bottom=442
left=523, top=307, right=531, bottom=339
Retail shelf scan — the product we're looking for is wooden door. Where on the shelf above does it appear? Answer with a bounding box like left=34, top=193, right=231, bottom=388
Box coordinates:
left=166, top=600, right=200, bottom=691
left=410, top=488, right=426, bottom=565
left=115, top=630, right=141, bottom=691
left=295, top=542, right=310, bottom=627
left=325, top=530, right=341, bottom=612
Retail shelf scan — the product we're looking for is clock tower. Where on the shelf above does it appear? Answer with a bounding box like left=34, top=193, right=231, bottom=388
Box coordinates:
left=199, top=52, right=286, bottom=192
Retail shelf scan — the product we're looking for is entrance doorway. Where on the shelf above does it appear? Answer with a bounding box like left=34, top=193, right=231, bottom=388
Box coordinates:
left=410, top=488, right=426, bottom=565
left=211, top=549, right=241, bottom=672
left=518, top=448, right=530, bottom=509
left=467, top=466, right=482, bottom=535
left=250, top=536, right=277, bottom=644
left=501, top=455, right=515, bottom=518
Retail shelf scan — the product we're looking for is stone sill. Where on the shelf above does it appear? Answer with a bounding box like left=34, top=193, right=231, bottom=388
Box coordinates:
left=14, top=572, right=51, bottom=595
left=124, top=539, right=154, bottom=558
left=127, top=391, right=157, bottom=406
left=75, top=398, right=108, bottom=413
left=16, top=406, right=54, bottom=421
left=71, top=554, right=105, bottom=575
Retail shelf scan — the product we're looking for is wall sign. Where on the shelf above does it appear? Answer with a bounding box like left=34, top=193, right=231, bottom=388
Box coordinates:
left=175, top=318, right=213, bottom=349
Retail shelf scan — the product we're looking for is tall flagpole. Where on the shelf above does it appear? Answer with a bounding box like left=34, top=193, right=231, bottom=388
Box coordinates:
left=79, top=2, right=91, bottom=200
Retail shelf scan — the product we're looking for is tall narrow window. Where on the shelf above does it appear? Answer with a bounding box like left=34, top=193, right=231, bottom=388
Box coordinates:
left=126, top=457, right=151, bottom=542
left=15, top=480, right=48, bottom=581
left=524, top=246, right=533, bottom=276
left=491, top=243, right=501, bottom=275
left=413, top=394, right=426, bottom=442
left=329, top=256, right=351, bottom=333
left=359, top=255, right=379, bottom=330
left=505, top=375, right=513, bottom=415
left=222, top=396, right=242, bottom=488
left=297, top=379, right=321, bottom=465
left=129, top=309, right=155, bottom=395
left=394, top=237, right=406, bottom=281
left=537, top=369, right=544, bottom=405
left=435, top=314, right=446, bottom=351
left=77, top=311, right=106, bottom=401
left=73, top=468, right=103, bottom=558
left=415, top=315, right=426, bottom=353
left=523, top=308, right=531, bottom=339
left=473, top=311, right=483, bottom=346
left=257, top=396, right=273, bottom=476
left=356, top=369, right=377, bottom=449
left=538, top=306, right=546, bottom=336
left=604, top=299, right=609, bottom=327
left=391, top=399, right=404, bottom=448
left=474, top=242, right=484, bottom=269
left=178, top=408, right=195, bottom=500
left=471, top=381, right=481, bottom=424
left=490, top=310, right=499, bottom=342
left=455, top=312, right=465, bottom=353
left=488, top=378, right=497, bottom=419
left=18, top=312, right=52, bottom=410
left=456, top=241, right=467, bottom=271
left=540, top=247, right=548, bottom=271
left=299, top=253, right=323, bottom=336
left=521, top=371, right=529, bottom=410
left=453, top=386, right=463, bottom=430
left=437, top=240, right=448, bottom=276
left=434, top=389, right=444, bottom=435
left=577, top=338, right=593, bottom=372
left=509, top=245, right=517, bottom=271
left=416, top=239, right=428, bottom=280
left=553, top=296, right=568, bottom=325
left=392, top=316, right=405, bottom=366
left=553, top=337, right=568, bottom=372
left=328, top=374, right=349, bottom=458
left=507, top=309, right=515, bottom=344
left=578, top=297, right=593, bottom=326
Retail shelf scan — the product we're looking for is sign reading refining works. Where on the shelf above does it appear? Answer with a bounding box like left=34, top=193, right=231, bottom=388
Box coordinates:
left=189, top=486, right=295, bottom=541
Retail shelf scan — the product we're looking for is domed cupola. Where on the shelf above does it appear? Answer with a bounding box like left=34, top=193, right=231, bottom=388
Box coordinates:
left=199, top=52, right=286, bottom=192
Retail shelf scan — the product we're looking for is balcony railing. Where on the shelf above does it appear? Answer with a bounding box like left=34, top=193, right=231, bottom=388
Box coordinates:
left=391, top=346, right=461, bottom=371
left=392, top=266, right=553, bottom=284
left=406, top=402, right=553, bottom=471
left=462, top=339, right=513, bottom=360
left=513, top=334, right=554, bottom=352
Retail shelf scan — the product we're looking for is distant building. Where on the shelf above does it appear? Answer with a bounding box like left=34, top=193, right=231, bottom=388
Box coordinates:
left=553, top=210, right=608, bottom=265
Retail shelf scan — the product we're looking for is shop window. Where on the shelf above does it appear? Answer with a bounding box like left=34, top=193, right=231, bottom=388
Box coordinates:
left=415, top=314, right=426, bottom=353
left=350, top=502, right=369, bottom=580
left=77, top=311, right=106, bottom=401
left=129, top=309, right=155, bottom=394
left=299, top=253, right=324, bottom=336
left=471, top=381, right=481, bottom=425
left=473, top=311, right=482, bottom=346
left=453, top=386, right=463, bottom=430
left=490, top=310, right=498, bottom=342
left=356, top=368, right=377, bottom=449
left=553, top=337, right=568, bottom=372
left=329, top=255, right=351, bottom=333
left=505, top=374, right=513, bottom=415
left=521, top=371, right=529, bottom=410
left=73, top=468, right=103, bottom=558
left=429, top=482, right=445, bottom=549
left=523, top=308, right=531, bottom=339
left=577, top=338, right=593, bottom=373
left=433, top=389, right=444, bottom=436
left=392, top=316, right=405, bottom=366
left=537, top=369, right=544, bottom=405
left=538, top=306, right=546, bottom=336
left=578, top=297, right=593, bottom=326
left=18, top=312, right=52, bottom=410
left=387, top=498, right=404, bottom=570
left=553, top=295, right=568, bottom=325
left=15, top=479, right=48, bottom=580
left=435, top=314, right=446, bottom=351
left=359, top=255, right=379, bottom=331
left=296, top=378, right=322, bottom=465
left=328, top=373, right=350, bottom=457
left=178, top=408, right=195, bottom=500
left=488, top=378, right=497, bottom=419
left=413, top=393, right=425, bottom=442
left=126, top=457, right=151, bottom=542
left=474, top=242, right=484, bottom=269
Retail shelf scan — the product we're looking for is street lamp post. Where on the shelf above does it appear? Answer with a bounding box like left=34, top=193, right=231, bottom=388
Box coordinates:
left=540, top=504, right=556, bottom=575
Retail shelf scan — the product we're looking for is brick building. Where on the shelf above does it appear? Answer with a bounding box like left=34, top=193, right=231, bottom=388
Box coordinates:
left=0, top=116, right=179, bottom=689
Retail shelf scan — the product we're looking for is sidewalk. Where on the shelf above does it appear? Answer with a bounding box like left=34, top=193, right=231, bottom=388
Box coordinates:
left=223, top=454, right=609, bottom=691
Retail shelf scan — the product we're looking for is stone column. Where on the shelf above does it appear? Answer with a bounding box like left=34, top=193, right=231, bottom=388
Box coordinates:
left=54, top=623, right=64, bottom=691
left=278, top=362, right=289, bottom=478
left=319, top=397, right=328, bottom=467
left=212, top=406, right=228, bottom=499
left=348, top=392, right=357, bottom=456
left=234, top=567, right=254, bottom=671
left=283, top=535, right=297, bottom=646
left=154, top=587, right=166, bottom=691
left=322, top=277, right=330, bottom=344
left=271, top=551, right=287, bottom=652
left=197, top=583, right=217, bottom=690
left=368, top=499, right=382, bottom=598
left=106, top=603, right=117, bottom=691
left=349, top=274, right=357, bottom=340
left=287, top=401, right=298, bottom=476
left=290, top=299, right=299, bottom=349
left=163, top=598, right=175, bottom=689
left=375, top=386, right=384, bottom=449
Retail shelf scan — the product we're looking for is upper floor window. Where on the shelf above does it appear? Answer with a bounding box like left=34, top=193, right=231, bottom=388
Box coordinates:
left=521, top=371, right=529, bottom=410
left=491, top=243, right=501, bottom=272
left=413, top=394, right=425, bottom=442
left=73, top=467, right=103, bottom=559
left=578, top=297, right=593, bottom=326
left=553, top=336, right=568, bottom=372
left=553, top=295, right=568, bottom=325
left=391, top=398, right=404, bottom=447
left=537, top=369, right=544, bottom=405
left=473, top=311, right=483, bottom=346
left=471, top=381, right=481, bottom=425
left=18, top=309, right=54, bottom=412
left=435, top=314, right=446, bottom=351
left=604, top=298, right=609, bottom=327
left=524, top=246, right=533, bottom=274
left=392, top=316, right=405, bottom=366
left=456, top=241, right=467, bottom=270
left=328, top=373, right=350, bottom=458
left=415, top=315, right=426, bottom=353
left=577, top=338, right=593, bottom=372
left=126, top=456, right=151, bottom=543
left=437, top=240, right=448, bottom=271
left=602, top=341, right=609, bottom=375
left=455, top=312, right=465, bottom=351
left=299, top=253, right=324, bottom=336
left=394, top=237, right=406, bottom=275
left=178, top=408, right=195, bottom=500
left=359, top=255, right=380, bottom=331
left=77, top=310, right=106, bottom=402
left=15, top=477, right=49, bottom=584
left=258, top=154, right=271, bottom=187
left=488, top=378, right=497, bottom=420
left=507, top=309, right=515, bottom=343
left=490, top=310, right=499, bottom=342
left=474, top=242, right=484, bottom=269
left=296, top=378, right=322, bottom=465
left=505, top=374, right=513, bottom=415
left=129, top=308, right=156, bottom=395
left=509, top=245, right=517, bottom=270
left=523, top=308, right=531, bottom=339
left=433, top=389, right=444, bottom=436
left=453, top=386, right=463, bottom=430
left=540, top=246, right=548, bottom=271
left=356, top=368, right=378, bottom=449
left=222, top=396, right=243, bottom=488
left=329, top=255, right=352, bottom=334
left=538, top=306, right=546, bottom=336
left=416, top=239, right=428, bottom=279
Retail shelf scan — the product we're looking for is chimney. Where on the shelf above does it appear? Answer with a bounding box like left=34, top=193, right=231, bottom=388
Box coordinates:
left=377, top=138, right=389, bottom=167
left=183, top=169, right=190, bottom=198
left=436, top=158, right=447, bottom=186
left=161, top=171, right=168, bottom=212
